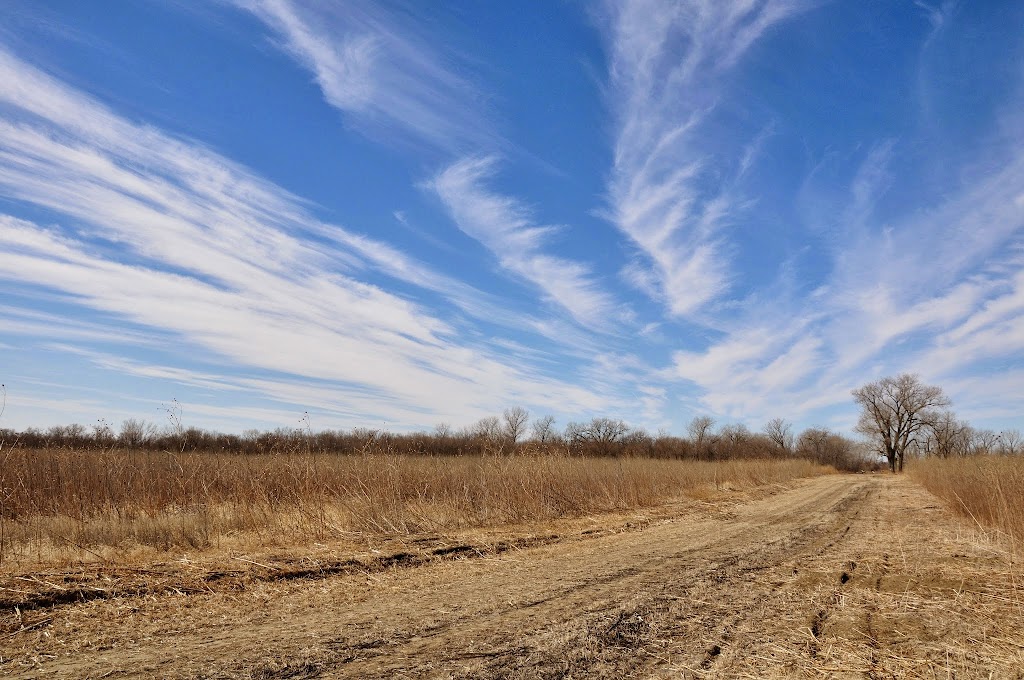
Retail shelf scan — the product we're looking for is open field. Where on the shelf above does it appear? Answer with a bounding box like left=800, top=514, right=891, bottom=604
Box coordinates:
left=2, top=470, right=1022, bottom=678
left=0, top=449, right=828, bottom=566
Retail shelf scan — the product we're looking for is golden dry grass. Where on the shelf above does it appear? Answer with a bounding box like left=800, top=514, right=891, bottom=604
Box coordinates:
left=0, top=448, right=829, bottom=567
left=7, top=475, right=1022, bottom=678
left=908, top=454, right=1024, bottom=553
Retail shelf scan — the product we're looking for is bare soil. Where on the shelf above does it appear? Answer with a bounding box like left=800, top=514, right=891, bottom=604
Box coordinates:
left=2, top=474, right=1022, bottom=678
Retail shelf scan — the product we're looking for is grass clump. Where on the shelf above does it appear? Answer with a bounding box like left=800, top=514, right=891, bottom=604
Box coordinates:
left=908, top=455, right=1024, bottom=552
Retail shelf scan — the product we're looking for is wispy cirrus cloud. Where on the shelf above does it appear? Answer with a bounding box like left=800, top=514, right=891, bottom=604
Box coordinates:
left=428, top=156, right=618, bottom=329
left=599, top=0, right=805, bottom=316
left=591, top=1, right=1024, bottom=429
left=234, top=0, right=491, bottom=153
left=0, top=48, right=623, bottom=428
left=669, top=125, right=1024, bottom=426
left=3, top=1, right=1022, bottom=438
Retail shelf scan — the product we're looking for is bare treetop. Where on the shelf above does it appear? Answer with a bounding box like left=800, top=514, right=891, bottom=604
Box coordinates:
left=763, top=417, right=794, bottom=453
left=502, top=406, right=530, bottom=445
left=687, top=415, right=715, bottom=446
left=853, top=373, right=950, bottom=473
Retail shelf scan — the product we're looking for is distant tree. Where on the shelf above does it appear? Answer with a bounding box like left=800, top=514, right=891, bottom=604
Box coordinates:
left=470, top=416, right=506, bottom=454
left=999, top=429, right=1022, bottom=456
left=970, top=429, right=1000, bottom=456
left=717, top=423, right=751, bottom=458
left=119, top=418, right=155, bottom=448
left=530, top=415, right=557, bottom=443
left=763, top=417, right=794, bottom=453
left=502, top=406, right=530, bottom=445
left=853, top=374, right=949, bottom=473
left=622, top=427, right=653, bottom=456
left=687, top=415, right=716, bottom=458
left=472, top=416, right=502, bottom=440
left=93, top=419, right=115, bottom=447
left=566, top=417, right=631, bottom=456
left=796, top=427, right=863, bottom=471
left=719, top=423, right=750, bottom=444
left=926, top=411, right=972, bottom=458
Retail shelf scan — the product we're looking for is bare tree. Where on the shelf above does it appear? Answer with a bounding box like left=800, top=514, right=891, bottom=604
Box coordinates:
left=530, top=415, right=557, bottom=443
left=998, top=429, right=1022, bottom=456
left=970, top=428, right=1000, bottom=456
left=717, top=423, right=752, bottom=458
left=119, top=418, right=155, bottom=448
left=763, top=417, right=794, bottom=453
left=853, top=374, right=949, bottom=473
left=502, top=406, right=530, bottom=445
left=93, top=419, right=115, bottom=447
left=686, top=415, right=716, bottom=459
left=687, top=415, right=715, bottom=446
left=566, top=417, right=631, bottom=456
left=926, top=411, right=972, bottom=458
left=472, top=416, right=502, bottom=441
left=796, top=427, right=863, bottom=471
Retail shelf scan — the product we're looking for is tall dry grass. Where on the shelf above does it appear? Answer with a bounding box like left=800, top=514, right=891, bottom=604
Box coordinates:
left=909, top=455, right=1024, bottom=552
left=0, top=447, right=829, bottom=565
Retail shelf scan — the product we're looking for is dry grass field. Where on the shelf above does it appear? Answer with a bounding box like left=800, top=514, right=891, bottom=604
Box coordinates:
left=908, top=455, right=1024, bottom=551
left=0, top=448, right=827, bottom=566
left=2, top=451, right=1023, bottom=678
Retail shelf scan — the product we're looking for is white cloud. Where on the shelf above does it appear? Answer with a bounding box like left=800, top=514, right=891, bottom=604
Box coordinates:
left=0, top=213, right=612, bottom=426
left=668, top=141, right=1024, bottom=426
left=0, top=47, right=573, bottom=332
left=235, top=0, right=491, bottom=152
left=3, top=4, right=1022, bottom=436
left=670, top=318, right=825, bottom=420
left=429, top=156, right=618, bottom=329
left=599, top=0, right=805, bottom=316
left=0, top=49, right=631, bottom=428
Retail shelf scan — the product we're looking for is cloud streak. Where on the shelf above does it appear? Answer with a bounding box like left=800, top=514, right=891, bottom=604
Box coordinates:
left=2, top=2, right=1023, bottom=438
left=0, top=48, right=625, bottom=428
left=669, top=130, right=1024, bottom=425
left=600, top=0, right=804, bottom=316
left=429, top=156, right=618, bottom=329
left=235, top=0, right=491, bottom=153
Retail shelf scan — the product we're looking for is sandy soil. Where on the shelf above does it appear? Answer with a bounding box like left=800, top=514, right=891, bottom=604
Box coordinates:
left=2, top=474, right=1022, bottom=678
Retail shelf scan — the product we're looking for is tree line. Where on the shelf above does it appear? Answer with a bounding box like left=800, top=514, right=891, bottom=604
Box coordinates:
left=5, top=374, right=1011, bottom=472
left=0, top=406, right=873, bottom=469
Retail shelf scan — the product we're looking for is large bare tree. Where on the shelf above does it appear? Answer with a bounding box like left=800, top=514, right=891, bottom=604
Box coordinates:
left=853, top=374, right=949, bottom=473
left=687, top=414, right=715, bottom=443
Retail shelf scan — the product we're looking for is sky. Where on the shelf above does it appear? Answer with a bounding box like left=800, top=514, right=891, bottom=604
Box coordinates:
left=1, top=0, right=1023, bottom=437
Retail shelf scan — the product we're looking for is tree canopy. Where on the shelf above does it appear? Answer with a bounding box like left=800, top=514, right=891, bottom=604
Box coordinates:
left=853, top=374, right=949, bottom=473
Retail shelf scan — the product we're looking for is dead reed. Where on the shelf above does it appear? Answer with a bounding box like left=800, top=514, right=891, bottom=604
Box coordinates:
left=0, top=447, right=829, bottom=565
left=908, top=455, right=1024, bottom=553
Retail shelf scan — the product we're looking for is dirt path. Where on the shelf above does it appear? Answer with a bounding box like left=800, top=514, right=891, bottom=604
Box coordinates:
left=3, top=474, right=1022, bottom=678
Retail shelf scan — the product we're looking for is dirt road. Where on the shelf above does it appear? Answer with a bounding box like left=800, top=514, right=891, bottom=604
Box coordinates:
left=3, top=474, right=1022, bottom=678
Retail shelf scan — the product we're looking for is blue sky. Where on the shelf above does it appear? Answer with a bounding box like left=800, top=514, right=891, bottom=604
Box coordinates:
left=1, top=0, right=1023, bottom=436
